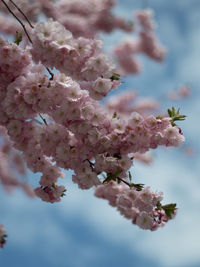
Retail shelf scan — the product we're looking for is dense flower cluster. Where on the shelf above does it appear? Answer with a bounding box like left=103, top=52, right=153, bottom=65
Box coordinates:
left=0, top=0, right=133, bottom=38
left=114, top=9, right=166, bottom=74
left=0, top=30, right=184, bottom=214
left=39, top=0, right=133, bottom=38
left=30, top=19, right=120, bottom=100
left=95, top=181, right=174, bottom=230
left=0, top=0, right=186, bottom=248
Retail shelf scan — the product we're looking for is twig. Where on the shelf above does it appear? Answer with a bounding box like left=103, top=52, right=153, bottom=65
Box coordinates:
left=1, top=0, right=33, bottom=43
left=116, top=177, right=131, bottom=187
left=117, top=177, right=144, bottom=191
left=39, top=114, right=48, bottom=125
left=46, top=67, right=54, bottom=80
left=9, top=0, right=34, bottom=28
left=1, top=0, right=54, bottom=81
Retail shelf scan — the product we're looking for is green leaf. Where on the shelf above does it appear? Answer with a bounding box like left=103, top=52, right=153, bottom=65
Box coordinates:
left=167, top=107, right=186, bottom=126
left=130, top=183, right=144, bottom=191
left=156, top=201, right=162, bottom=210
left=61, top=189, right=67, bottom=197
left=102, top=173, right=113, bottom=184
left=14, top=31, right=22, bottom=45
left=110, top=73, right=120, bottom=81
left=162, top=203, right=177, bottom=219
left=156, top=115, right=163, bottom=120
left=113, top=169, right=122, bottom=178
left=103, top=169, right=122, bottom=184
left=167, top=109, right=172, bottom=117
left=113, top=112, right=117, bottom=118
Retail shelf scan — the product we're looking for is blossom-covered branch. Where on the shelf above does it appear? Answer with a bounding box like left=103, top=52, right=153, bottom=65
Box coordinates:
left=0, top=0, right=186, bottom=248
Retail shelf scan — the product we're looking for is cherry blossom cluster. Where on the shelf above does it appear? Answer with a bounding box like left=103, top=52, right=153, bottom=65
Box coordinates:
left=30, top=19, right=122, bottom=101
left=95, top=181, right=176, bottom=230
left=0, top=0, right=187, bottom=248
left=0, top=24, right=185, bottom=233
left=0, top=0, right=133, bottom=38
left=113, top=9, right=166, bottom=74
left=38, top=0, right=133, bottom=38
left=104, top=91, right=159, bottom=165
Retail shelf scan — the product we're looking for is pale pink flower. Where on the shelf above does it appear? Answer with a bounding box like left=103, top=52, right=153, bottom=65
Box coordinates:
left=136, top=212, right=154, bottom=230
left=72, top=171, right=100, bottom=189
left=127, top=112, right=143, bottom=129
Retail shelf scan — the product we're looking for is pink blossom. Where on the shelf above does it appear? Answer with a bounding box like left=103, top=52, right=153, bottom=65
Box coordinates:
left=136, top=212, right=154, bottom=230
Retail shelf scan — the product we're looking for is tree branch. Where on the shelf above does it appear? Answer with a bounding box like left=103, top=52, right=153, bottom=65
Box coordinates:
left=9, top=0, right=34, bottom=28
left=1, top=0, right=33, bottom=43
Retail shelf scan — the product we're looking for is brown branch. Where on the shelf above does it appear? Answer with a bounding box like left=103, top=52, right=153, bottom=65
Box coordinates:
left=9, top=0, right=34, bottom=28
left=1, top=0, right=33, bottom=43
left=117, top=177, right=144, bottom=191
left=117, top=177, right=131, bottom=187
left=39, top=114, right=48, bottom=125
left=1, top=0, right=54, bottom=81
left=46, top=67, right=54, bottom=80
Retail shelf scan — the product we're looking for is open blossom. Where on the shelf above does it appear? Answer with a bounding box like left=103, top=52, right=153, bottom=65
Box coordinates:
left=35, top=184, right=66, bottom=203
left=127, top=112, right=144, bottom=129
left=93, top=78, right=112, bottom=95
left=164, top=126, right=185, bottom=147
left=72, top=170, right=100, bottom=190
left=136, top=212, right=154, bottom=230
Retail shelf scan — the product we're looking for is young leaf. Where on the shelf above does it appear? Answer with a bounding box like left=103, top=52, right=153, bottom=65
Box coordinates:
left=167, top=107, right=186, bottom=126
left=14, top=31, right=22, bottom=45
left=110, top=73, right=120, bottom=81
left=162, top=203, right=177, bottom=219
left=130, top=183, right=144, bottom=191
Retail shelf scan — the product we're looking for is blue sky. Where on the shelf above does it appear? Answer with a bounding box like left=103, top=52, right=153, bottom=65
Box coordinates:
left=1, top=1, right=200, bottom=267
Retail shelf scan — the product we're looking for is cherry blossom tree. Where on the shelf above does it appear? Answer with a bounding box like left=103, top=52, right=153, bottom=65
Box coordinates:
left=0, top=0, right=186, bottom=248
